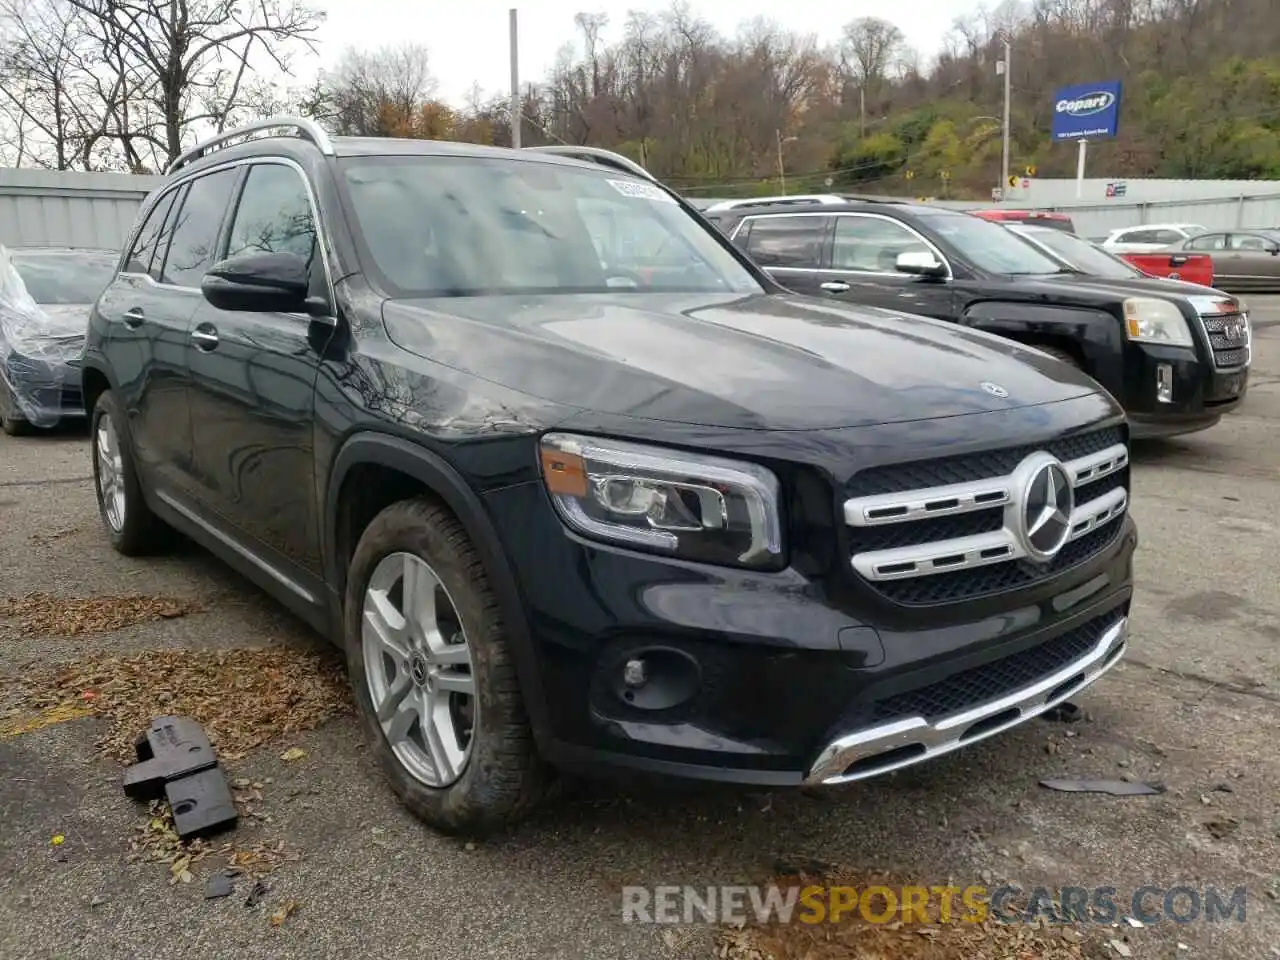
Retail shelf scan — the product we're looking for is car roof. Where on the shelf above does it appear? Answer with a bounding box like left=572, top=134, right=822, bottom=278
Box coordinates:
left=8, top=246, right=118, bottom=258
left=713, top=199, right=957, bottom=218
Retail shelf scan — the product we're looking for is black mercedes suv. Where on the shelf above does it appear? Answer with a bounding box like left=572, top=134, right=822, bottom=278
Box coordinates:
left=704, top=196, right=1251, bottom=439
left=82, top=119, right=1136, bottom=834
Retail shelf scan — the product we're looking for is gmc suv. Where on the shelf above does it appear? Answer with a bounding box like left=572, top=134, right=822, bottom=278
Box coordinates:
left=82, top=119, right=1136, bottom=834
left=705, top=196, right=1250, bottom=439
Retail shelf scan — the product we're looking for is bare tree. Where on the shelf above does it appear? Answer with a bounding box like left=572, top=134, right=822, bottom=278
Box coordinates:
left=63, top=0, right=324, bottom=170
left=315, top=43, right=438, bottom=137
left=839, top=17, right=905, bottom=96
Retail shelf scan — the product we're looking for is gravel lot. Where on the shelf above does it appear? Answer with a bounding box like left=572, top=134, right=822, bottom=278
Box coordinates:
left=3, top=301, right=1279, bottom=960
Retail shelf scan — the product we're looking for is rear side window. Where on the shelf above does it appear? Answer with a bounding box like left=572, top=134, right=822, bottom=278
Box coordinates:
left=124, top=189, right=179, bottom=277
left=1187, top=233, right=1225, bottom=250
left=741, top=215, right=827, bottom=268
left=225, top=163, right=318, bottom=265
left=1117, top=229, right=1154, bottom=244
left=1150, top=230, right=1184, bottom=244
left=158, top=168, right=239, bottom=287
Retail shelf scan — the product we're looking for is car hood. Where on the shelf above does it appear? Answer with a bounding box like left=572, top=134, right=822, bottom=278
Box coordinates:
left=381, top=292, right=1102, bottom=431
left=1038, top=273, right=1236, bottom=303
left=1, top=303, right=88, bottom=359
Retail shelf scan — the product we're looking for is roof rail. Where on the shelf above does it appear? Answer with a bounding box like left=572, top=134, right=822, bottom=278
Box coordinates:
left=522, top=145, right=658, bottom=183
left=165, top=116, right=335, bottom=176
left=702, top=194, right=847, bottom=213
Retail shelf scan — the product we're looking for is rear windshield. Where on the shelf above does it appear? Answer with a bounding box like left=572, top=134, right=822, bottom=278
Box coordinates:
left=11, top=250, right=117, bottom=303
left=336, top=156, right=763, bottom=297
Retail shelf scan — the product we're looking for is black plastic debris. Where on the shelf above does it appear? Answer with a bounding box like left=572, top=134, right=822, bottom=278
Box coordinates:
left=245, top=879, right=270, bottom=908
left=205, top=870, right=236, bottom=899
left=1040, top=777, right=1165, bottom=796
left=122, top=716, right=238, bottom=840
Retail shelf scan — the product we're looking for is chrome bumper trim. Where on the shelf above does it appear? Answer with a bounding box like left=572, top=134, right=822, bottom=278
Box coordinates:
left=804, top=615, right=1128, bottom=786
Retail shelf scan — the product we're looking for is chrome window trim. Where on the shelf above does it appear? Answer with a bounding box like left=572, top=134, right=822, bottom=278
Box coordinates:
left=115, top=155, right=336, bottom=323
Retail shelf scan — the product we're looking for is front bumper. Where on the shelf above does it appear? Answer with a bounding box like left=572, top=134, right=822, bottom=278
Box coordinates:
left=484, top=474, right=1137, bottom=786
left=1118, top=312, right=1249, bottom=438
left=1, top=353, right=85, bottom=426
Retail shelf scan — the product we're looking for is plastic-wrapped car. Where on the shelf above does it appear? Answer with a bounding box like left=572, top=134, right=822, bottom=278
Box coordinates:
left=0, top=246, right=118, bottom=435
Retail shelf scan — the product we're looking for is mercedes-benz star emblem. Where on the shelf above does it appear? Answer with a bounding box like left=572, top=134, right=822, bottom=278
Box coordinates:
left=1021, top=460, right=1074, bottom=561
left=980, top=381, right=1009, bottom=398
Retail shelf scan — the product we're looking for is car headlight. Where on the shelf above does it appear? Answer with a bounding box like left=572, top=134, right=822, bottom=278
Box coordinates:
left=1123, top=297, right=1193, bottom=346
left=538, top=432, right=784, bottom=569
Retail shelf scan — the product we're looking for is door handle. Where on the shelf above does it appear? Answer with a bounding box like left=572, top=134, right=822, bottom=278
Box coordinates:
left=190, top=327, right=219, bottom=351
left=122, top=307, right=145, bottom=328
left=820, top=281, right=850, bottom=293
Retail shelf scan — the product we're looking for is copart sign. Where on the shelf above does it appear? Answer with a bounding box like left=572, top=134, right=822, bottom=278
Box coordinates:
left=1051, top=80, right=1122, bottom=141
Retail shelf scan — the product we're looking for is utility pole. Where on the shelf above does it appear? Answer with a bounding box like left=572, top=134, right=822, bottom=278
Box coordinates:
left=776, top=130, right=797, bottom=194
left=998, top=31, right=1011, bottom=200
left=509, top=8, right=521, bottom=148
left=859, top=87, right=866, bottom=138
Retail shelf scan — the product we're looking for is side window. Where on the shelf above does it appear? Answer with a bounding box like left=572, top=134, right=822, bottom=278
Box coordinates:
left=1118, top=230, right=1153, bottom=244
left=832, top=216, right=932, bottom=273
left=158, top=168, right=240, bottom=287
left=1151, top=230, right=1183, bottom=244
left=1188, top=233, right=1225, bottom=251
left=742, top=216, right=827, bottom=268
left=225, top=163, right=318, bottom=265
left=123, top=189, right=179, bottom=276
left=1228, top=234, right=1272, bottom=251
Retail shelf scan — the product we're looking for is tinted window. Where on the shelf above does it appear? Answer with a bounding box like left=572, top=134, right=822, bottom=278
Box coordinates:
left=1117, top=230, right=1155, bottom=244
left=1150, top=230, right=1183, bottom=244
left=1186, top=234, right=1225, bottom=251
left=159, top=168, right=239, bottom=287
left=11, top=251, right=119, bottom=303
left=832, top=216, right=932, bottom=272
left=225, top=163, right=318, bottom=265
left=338, top=156, right=761, bottom=296
left=124, top=190, right=179, bottom=276
left=742, top=216, right=827, bottom=268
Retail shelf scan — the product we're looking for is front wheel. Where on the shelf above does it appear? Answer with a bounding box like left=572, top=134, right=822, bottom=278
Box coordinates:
left=345, top=497, right=547, bottom=835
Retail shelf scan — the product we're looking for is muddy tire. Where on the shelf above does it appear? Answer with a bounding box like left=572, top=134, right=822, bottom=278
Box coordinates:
left=345, top=496, right=547, bottom=835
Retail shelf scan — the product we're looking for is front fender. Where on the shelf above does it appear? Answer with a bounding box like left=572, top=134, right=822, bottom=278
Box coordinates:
left=322, top=431, right=552, bottom=739
left=959, top=301, right=1124, bottom=394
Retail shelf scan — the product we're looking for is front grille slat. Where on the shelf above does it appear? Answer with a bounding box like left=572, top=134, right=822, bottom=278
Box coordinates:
left=1199, top=311, right=1251, bottom=369
left=870, top=610, right=1122, bottom=722
left=843, top=427, right=1129, bottom=607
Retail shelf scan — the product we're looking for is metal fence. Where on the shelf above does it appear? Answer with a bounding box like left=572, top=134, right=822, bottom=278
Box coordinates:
left=0, top=169, right=163, bottom=251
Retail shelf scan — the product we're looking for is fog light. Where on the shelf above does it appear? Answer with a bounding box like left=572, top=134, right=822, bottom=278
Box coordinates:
left=623, top=658, right=648, bottom=688
left=1156, top=363, right=1173, bottom=403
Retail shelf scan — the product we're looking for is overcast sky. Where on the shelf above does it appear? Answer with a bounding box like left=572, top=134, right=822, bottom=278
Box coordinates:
left=310, top=0, right=979, bottom=107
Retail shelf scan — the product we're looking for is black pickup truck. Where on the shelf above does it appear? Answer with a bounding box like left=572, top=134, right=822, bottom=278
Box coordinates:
left=704, top=197, right=1251, bottom=438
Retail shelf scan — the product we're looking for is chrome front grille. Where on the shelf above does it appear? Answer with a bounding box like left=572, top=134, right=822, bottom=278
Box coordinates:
left=844, top=428, right=1129, bottom=606
left=1199, top=310, right=1251, bottom=369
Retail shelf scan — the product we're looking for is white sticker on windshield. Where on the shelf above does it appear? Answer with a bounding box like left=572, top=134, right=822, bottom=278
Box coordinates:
left=606, top=178, right=677, bottom=204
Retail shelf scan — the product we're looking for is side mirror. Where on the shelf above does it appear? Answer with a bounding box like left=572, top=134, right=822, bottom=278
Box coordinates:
left=201, top=251, right=310, bottom=313
left=896, top=250, right=947, bottom=279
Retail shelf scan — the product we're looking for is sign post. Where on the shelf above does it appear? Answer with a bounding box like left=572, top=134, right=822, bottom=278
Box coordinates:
left=1050, top=80, right=1122, bottom=200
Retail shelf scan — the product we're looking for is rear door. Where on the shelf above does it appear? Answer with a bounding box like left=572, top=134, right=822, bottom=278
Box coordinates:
left=94, top=184, right=196, bottom=488
left=806, top=213, right=956, bottom=319
left=185, top=160, right=334, bottom=576
left=727, top=213, right=831, bottom=295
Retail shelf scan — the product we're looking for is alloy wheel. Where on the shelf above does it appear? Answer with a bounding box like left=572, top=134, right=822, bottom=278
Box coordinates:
left=95, top=414, right=126, bottom=532
left=361, top=551, right=477, bottom=788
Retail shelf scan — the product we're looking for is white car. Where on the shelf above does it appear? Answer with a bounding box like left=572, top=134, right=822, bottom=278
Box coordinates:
left=1101, top=223, right=1206, bottom=253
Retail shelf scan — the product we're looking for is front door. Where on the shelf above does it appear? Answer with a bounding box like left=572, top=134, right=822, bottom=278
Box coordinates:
left=1222, top=233, right=1280, bottom=291
left=186, top=160, right=335, bottom=575
left=809, top=213, right=956, bottom=320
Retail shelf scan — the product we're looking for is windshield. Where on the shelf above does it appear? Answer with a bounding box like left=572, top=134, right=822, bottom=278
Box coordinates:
left=1013, top=228, right=1143, bottom=279
left=11, top=250, right=117, bottom=303
left=337, top=156, right=763, bottom=297
left=917, top=211, right=1066, bottom=275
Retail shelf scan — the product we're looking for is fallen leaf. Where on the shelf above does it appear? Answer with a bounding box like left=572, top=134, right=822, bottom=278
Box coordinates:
left=270, top=899, right=300, bottom=926
left=279, top=747, right=306, bottom=762
left=51, top=834, right=64, bottom=846
left=1108, top=939, right=1133, bottom=957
